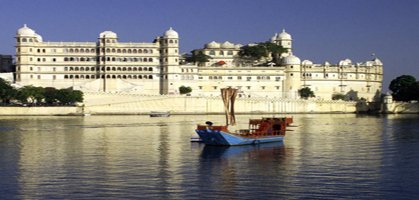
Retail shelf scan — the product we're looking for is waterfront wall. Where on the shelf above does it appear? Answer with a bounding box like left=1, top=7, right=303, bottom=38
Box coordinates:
left=382, top=101, right=419, bottom=114
left=83, top=92, right=358, bottom=114
left=0, top=106, right=82, bottom=116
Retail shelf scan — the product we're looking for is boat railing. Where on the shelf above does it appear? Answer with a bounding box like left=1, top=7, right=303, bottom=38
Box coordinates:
left=197, top=125, right=229, bottom=132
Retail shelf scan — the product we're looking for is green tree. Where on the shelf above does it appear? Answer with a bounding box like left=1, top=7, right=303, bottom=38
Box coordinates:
left=238, top=42, right=286, bottom=64
left=239, top=44, right=268, bottom=61
left=0, top=78, right=17, bottom=104
left=298, top=87, right=315, bottom=99
left=56, top=88, right=84, bottom=105
left=389, top=75, right=417, bottom=101
left=44, top=87, right=58, bottom=105
left=179, top=86, right=192, bottom=95
left=16, top=85, right=44, bottom=104
left=332, top=93, right=345, bottom=100
left=185, top=51, right=211, bottom=64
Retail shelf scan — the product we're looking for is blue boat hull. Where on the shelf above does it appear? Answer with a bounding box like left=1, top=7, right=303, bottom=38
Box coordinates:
left=195, top=129, right=284, bottom=146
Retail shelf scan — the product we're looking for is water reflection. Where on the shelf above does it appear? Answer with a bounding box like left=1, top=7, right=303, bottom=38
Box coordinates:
left=1, top=114, right=419, bottom=199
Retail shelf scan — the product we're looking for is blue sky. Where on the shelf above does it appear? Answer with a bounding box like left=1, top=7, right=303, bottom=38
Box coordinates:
left=1, top=0, right=419, bottom=90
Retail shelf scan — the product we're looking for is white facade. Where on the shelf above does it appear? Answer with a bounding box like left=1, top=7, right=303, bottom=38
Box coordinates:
left=14, top=25, right=383, bottom=101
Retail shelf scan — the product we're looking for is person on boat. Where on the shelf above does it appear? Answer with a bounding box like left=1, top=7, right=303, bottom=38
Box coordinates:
left=205, top=121, right=213, bottom=130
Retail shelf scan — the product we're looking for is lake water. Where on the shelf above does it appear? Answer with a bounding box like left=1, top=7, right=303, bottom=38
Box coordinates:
left=1, top=114, right=419, bottom=199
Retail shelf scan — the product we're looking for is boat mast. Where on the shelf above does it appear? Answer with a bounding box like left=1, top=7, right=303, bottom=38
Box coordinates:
left=221, top=87, right=238, bottom=126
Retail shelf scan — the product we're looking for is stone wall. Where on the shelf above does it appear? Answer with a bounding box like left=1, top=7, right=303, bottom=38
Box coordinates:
left=83, top=92, right=358, bottom=115
left=382, top=101, right=419, bottom=114
left=0, top=106, right=82, bottom=116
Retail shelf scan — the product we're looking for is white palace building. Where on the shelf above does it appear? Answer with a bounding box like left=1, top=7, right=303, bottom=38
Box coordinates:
left=14, top=24, right=383, bottom=101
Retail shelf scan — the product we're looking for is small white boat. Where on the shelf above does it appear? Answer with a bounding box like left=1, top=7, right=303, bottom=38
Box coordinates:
left=149, top=111, right=171, bottom=117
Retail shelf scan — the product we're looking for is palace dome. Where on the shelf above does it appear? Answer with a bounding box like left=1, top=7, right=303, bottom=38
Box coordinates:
left=35, top=33, right=43, bottom=42
left=234, top=44, right=243, bottom=49
left=373, top=58, right=383, bottom=65
left=302, top=60, right=313, bottom=65
left=221, top=41, right=234, bottom=48
left=278, top=29, right=292, bottom=40
left=205, top=41, right=220, bottom=49
left=164, top=27, right=179, bottom=38
left=339, top=58, right=352, bottom=66
left=282, top=54, right=301, bottom=65
left=270, top=33, right=278, bottom=42
left=99, top=31, right=118, bottom=38
left=17, top=24, right=36, bottom=37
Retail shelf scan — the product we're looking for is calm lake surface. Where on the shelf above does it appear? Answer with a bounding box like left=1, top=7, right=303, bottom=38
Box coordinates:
left=1, top=114, right=419, bottom=199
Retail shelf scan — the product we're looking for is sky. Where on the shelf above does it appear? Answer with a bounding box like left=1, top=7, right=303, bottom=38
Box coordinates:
left=1, top=0, right=419, bottom=90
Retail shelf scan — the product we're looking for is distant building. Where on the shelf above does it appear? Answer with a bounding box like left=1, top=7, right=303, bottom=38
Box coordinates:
left=15, top=24, right=383, bottom=101
left=0, top=55, right=14, bottom=72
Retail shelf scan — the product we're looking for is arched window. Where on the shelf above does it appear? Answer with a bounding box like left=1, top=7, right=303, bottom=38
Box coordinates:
left=86, top=49, right=90, bottom=53
left=144, top=49, right=148, bottom=53
left=112, top=57, right=116, bottom=61
left=91, top=48, right=95, bottom=52
left=70, top=75, right=74, bottom=79
left=117, top=49, right=121, bottom=53
left=133, top=49, right=137, bottom=53
left=122, top=75, right=127, bottom=79
left=148, top=67, right=153, bottom=71
left=122, top=67, right=127, bottom=71
left=122, top=49, right=126, bottom=53
left=117, top=67, right=121, bottom=71
left=22, top=38, right=27, bottom=42
left=106, top=49, right=110, bottom=53
left=75, top=67, right=79, bottom=71
left=138, top=49, right=143, bottom=53
left=117, top=75, right=121, bottom=78
left=209, top=50, right=215, bottom=55
left=69, top=49, right=74, bottom=53
left=86, top=76, right=90, bottom=79
left=133, top=75, right=137, bottom=79
left=80, top=49, right=85, bottom=53
left=128, top=75, right=132, bottom=79
left=75, top=75, right=79, bottom=79
left=106, top=67, right=110, bottom=71
left=169, top=40, right=173, bottom=43
left=112, top=75, right=116, bottom=79
left=70, top=67, right=74, bottom=71
left=112, top=49, right=116, bottom=53
left=148, top=75, right=153, bottom=79
left=112, top=67, right=116, bottom=71
left=80, top=75, right=84, bottom=79
left=106, top=75, right=111, bottom=78
left=133, top=67, right=137, bottom=71
left=101, top=75, right=105, bottom=78
left=80, top=58, right=85, bottom=62
left=143, top=75, right=148, bottom=79
left=148, top=58, right=153, bottom=62
left=139, top=75, right=142, bottom=79
left=128, top=49, right=132, bottom=53
left=128, top=67, right=132, bottom=71
left=64, top=75, right=68, bottom=79
left=149, top=50, right=153, bottom=54
left=64, top=57, right=68, bottom=61
left=139, top=68, right=142, bottom=71
left=107, top=57, right=110, bottom=61
left=75, top=49, right=79, bottom=53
